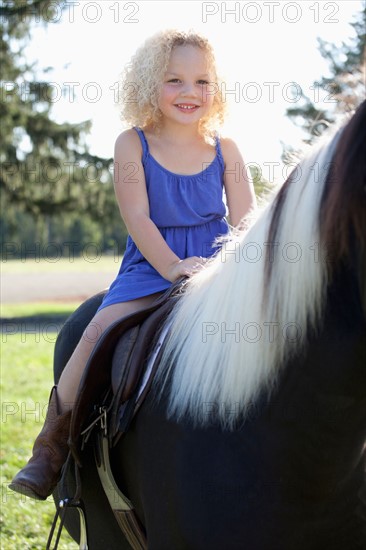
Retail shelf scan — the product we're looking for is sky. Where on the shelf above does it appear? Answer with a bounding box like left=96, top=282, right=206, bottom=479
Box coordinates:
left=25, top=0, right=363, bottom=184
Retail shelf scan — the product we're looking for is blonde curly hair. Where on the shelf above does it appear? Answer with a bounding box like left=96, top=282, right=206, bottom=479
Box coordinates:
left=118, top=29, right=226, bottom=140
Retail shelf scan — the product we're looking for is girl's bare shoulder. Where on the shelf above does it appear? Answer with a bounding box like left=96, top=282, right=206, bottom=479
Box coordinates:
left=219, top=135, right=239, bottom=152
left=218, top=136, right=245, bottom=163
left=114, top=128, right=143, bottom=158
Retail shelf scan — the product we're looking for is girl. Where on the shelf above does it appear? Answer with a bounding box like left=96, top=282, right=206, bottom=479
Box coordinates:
left=10, top=29, right=257, bottom=500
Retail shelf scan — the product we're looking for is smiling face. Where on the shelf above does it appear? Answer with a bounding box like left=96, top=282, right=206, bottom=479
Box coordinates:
left=157, top=44, right=215, bottom=129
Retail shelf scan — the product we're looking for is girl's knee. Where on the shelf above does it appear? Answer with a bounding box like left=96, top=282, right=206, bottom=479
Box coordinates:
left=80, top=293, right=163, bottom=345
left=82, top=319, right=104, bottom=344
left=81, top=306, right=127, bottom=344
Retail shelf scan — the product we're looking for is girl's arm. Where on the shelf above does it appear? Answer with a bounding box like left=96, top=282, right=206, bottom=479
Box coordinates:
left=113, top=130, right=203, bottom=281
left=220, top=137, right=257, bottom=228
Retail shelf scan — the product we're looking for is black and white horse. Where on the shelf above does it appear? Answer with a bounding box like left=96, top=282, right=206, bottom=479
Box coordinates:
left=54, top=101, right=366, bottom=549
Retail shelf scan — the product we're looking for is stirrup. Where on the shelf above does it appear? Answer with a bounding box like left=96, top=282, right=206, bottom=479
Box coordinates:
left=46, top=498, right=88, bottom=550
left=46, top=453, right=88, bottom=550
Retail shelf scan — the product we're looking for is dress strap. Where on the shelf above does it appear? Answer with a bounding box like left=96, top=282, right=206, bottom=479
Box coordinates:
left=214, top=134, right=225, bottom=172
left=133, top=127, right=149, bottom=164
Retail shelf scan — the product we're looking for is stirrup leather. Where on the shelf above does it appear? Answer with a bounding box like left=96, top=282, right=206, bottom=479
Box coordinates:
left=94, top=407, right=147, bottom=550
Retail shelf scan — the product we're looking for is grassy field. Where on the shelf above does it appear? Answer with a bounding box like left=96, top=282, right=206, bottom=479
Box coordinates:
left=1, top=255, right=122, bottom=274
left=1, top=258, right=123, bottom=546
left=1, top=310, right=78, bottom=548
left=1, top=302, right=80, bottom=319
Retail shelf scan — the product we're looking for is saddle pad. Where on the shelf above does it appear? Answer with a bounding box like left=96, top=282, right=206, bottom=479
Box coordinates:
left=68, top=280, right=185, bottom=465
left=108, top=302, right=177, bottom=441
left=136, top=319, right=173, bottom=404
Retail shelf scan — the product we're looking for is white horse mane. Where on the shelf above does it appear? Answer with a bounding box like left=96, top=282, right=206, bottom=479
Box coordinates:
left=156, top=125, right=343, bottom=428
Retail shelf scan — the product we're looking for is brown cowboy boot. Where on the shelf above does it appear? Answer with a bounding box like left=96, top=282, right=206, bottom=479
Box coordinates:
left=9, top=386, right=72, bottom=501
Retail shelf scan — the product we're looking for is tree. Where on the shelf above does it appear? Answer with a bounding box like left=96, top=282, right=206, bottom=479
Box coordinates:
left=0, top=0, right=122, bottom=256
left=285, top=6, right=365, bottom=147
left=0, top=0, right=125, bottom=258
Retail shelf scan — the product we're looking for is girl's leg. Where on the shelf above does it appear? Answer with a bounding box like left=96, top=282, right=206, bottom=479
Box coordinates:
left=9, top=291, right=162, bottom=500
left=57, top=292, right=163, bottom=412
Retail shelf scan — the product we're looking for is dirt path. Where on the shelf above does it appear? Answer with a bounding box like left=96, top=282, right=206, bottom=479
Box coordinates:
left=1, top=271, right=116, bottom=304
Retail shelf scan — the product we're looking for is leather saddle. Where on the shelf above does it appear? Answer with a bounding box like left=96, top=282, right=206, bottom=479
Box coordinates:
left=58, top=279, right=185, bottom=550
left=68, top=278, right=185, bottom=463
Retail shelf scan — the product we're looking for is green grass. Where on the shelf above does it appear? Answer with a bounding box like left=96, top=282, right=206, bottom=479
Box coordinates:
left=1, top=308, right=78, bottom=548
left=1, top=302, right=80, bottom=319
left=1, top=254, right=119, bottom=547
left=1, top=255, right=122, bottom=274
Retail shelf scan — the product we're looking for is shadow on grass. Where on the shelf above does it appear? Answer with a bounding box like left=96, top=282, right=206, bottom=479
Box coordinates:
left=0, top=312, right=73, bottom=332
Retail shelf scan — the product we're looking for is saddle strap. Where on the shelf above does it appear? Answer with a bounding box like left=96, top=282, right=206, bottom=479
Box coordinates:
left=69, top=278, right=186, bottom=465
left=95, top=429, right=147, bottom=550
left=92, top=315, right=174, bottom=548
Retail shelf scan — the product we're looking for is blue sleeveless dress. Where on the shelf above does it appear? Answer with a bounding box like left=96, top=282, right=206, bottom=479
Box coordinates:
left=98, top=128, right=229, bottom=309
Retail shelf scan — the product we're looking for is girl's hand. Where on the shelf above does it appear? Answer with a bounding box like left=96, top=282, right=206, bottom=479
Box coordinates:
left=166, top=256, right=207, bottom=282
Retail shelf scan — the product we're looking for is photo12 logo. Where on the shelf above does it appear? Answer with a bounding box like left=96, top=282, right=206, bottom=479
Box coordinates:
left=0, top=1, right=140, bottom=24
left=201, top=2, right=340, bottom=24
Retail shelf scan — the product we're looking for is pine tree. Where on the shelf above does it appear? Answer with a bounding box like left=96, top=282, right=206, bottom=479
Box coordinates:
left=0, top=0, right=116, bottom=220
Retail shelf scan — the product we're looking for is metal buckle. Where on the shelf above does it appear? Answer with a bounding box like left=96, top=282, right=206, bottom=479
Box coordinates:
left=46, top=498, right=88, bottom=550
left=80, top=406, right=108, bottom=447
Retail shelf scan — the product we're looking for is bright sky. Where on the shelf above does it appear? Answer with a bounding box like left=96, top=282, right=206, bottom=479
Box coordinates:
left=26, top=0, right=363, bottom=184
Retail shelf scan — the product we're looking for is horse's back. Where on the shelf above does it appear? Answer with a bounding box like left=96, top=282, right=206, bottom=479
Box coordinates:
left=53, top=270, right=366, bottom=549
left=111, top=268, right=366, bottom=549
left=113, top=380, right=366, bottom=550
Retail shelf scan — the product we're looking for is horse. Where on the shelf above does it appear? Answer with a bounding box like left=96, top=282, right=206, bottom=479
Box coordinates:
left=53, top=100, right=366, bottom=550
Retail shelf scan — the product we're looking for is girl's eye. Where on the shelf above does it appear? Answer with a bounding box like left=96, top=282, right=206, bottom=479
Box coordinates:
left=166, top=79, right=210, bottom=85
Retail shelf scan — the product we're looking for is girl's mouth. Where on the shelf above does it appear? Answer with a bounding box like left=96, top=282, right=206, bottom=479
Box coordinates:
left=174, top=103, right=200, bottom=112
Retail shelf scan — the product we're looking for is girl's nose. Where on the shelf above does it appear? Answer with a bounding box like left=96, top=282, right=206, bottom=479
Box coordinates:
left=180, top=82, right=197, bottom=97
